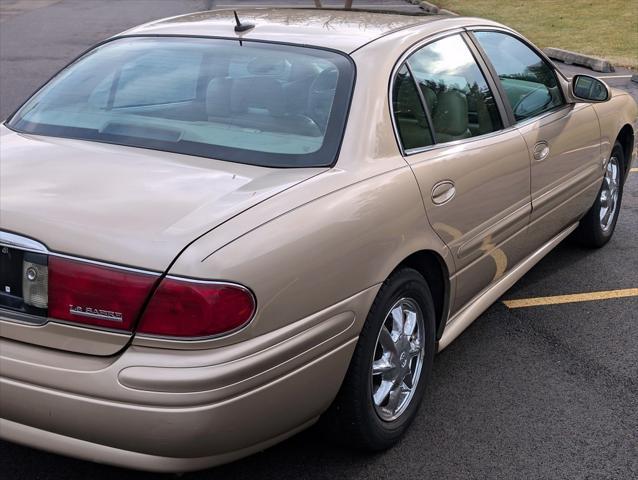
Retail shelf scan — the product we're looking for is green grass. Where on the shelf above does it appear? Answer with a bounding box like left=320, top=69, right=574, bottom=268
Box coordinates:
left=435, top=0, right=638, bottom=69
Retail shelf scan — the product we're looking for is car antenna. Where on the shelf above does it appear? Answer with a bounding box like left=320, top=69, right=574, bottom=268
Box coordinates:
left=233, top=10, right=254, bottom=33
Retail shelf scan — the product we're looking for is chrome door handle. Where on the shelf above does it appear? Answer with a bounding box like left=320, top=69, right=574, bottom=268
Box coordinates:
left=533, top=141, right=550, bottom=161
left=431, top=180, right=456, bottom=205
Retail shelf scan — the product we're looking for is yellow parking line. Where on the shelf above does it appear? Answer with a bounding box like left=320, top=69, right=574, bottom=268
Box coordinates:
left=631, top=168, right=638, bottom=173
left=503, top=288, right=638, bottom=308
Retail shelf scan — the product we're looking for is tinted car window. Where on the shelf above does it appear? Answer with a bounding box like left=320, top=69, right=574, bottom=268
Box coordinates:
left=7, top=37, right=355, bottom=168
left=406, top=34, right=502, bottom=144
left=392, top=65, right=434, bottom=150
left=474, top=31, right=564, bottom=121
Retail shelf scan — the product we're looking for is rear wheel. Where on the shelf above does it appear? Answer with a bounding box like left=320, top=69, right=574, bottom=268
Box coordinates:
left=325, top=268, right=436, bottom=450
left=573, top=142, right=625, bottom=247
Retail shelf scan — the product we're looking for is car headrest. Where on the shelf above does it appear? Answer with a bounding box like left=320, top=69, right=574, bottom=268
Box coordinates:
left=206, top=76, right=286, bottom=118
left=432, top=90, right=469, bottom=136
left=232, top=77, right=286, bottom=116
left=394, top=73, right=427, bottom=127
left=308, top=68, right=339, bottom=130
left=419, top=85, right=438, bottom=113
left=205, top=77, right=233, bottom=117
left=289, top=61, right=318, bottom=82
left=246, top=57, right=287, bottom=76
left=311, top=67, right=338, bottom=93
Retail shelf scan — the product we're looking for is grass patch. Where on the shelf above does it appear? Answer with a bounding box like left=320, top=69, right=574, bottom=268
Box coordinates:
left=435, top=0, right=637, bottom=69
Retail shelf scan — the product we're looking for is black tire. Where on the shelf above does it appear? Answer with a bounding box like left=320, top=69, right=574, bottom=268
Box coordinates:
left=324, top=268, right=436, bottom=451
left=573, top=141, right=625, bottom=248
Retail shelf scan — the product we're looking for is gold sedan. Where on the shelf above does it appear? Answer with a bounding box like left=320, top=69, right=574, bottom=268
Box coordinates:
left=0, top=8, right=636, bottom=473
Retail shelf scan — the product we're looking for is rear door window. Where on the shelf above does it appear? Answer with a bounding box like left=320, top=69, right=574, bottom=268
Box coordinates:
left=406, top=34, right=503, bottom=144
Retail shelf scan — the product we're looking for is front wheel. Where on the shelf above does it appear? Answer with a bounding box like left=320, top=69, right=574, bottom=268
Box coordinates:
left=324, top=268, right=436, bottom=450
left=573, top=141, right=625, bottom=248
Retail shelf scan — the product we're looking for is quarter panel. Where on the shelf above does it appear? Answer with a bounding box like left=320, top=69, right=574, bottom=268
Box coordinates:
left=169, top=167, right=451, bottom=342
left=160, top=34, right=457, bottom=349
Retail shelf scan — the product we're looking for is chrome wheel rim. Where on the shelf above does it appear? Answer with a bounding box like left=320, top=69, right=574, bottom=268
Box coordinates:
left=370, top=297, right=425, bottom=422
left=599, top=156, right=620, bottom=232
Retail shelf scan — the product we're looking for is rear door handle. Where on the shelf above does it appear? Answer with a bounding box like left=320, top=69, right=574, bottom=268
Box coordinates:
left=431, top=180, right=456, bottom=205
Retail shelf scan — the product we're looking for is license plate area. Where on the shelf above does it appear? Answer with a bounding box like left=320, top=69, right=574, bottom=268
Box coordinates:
left=0, top=246, right=47, bottom=318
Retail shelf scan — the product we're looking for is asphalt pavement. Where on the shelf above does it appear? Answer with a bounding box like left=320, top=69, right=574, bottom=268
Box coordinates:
left=0, top=1, right=637, bottom=479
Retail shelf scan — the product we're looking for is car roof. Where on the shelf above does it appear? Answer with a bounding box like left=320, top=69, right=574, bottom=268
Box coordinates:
left=121, top=8, right=448, bottom=53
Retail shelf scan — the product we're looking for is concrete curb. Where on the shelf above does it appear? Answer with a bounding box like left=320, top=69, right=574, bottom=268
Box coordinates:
left=414, top=1, right=458, bottom=15
left=543, top=47, right=615, bottom=73
left=406, top=2, right=615, bottom=74
left=418, top=1, right=439, bottom=13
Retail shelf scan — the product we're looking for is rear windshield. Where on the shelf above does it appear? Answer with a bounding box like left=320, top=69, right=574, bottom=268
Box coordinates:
left=7, top=37, right=354, bottom=168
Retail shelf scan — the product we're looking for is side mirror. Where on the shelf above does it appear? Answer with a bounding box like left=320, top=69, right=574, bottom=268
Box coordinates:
left=571, top=75, right=610, bottom=102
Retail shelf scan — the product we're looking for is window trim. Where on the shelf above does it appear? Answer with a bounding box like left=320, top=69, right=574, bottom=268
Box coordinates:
left=465, top=27, right=568, bottom=126
left=461, top=31, right=516, bottom=126
left=388, top=29, right=510, bottom=157
left=404, top=61, right=438, bottom=145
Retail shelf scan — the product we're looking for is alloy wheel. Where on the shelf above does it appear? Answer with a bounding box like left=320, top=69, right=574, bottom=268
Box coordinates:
left=599, top=156, right=621, bottom=232
left=370, top=297, right=426, bottom=422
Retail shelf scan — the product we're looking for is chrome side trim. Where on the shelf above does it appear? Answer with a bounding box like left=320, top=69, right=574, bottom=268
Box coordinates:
left=402, top=126, right=516, bottom=156
left=165, top=275, right=250, bottom=286
left=0, top=230, right=161, bottom=275
left=0, top=309, right=47, bottom=326
left=51, top=253, right=161, bottom=276
left=0, top=231, right=48, bottom=253
left=438, top=222, right=578, bottom=351
left=533, top=163, right=602, bottom=214
left=457, top=202, right=531, bottom=259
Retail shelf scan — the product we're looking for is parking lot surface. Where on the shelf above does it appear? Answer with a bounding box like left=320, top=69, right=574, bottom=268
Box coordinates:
left=0, top=1, right=636, bottom=479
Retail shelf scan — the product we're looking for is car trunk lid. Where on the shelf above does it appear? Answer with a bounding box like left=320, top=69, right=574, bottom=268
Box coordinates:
left=0, top=127, right=325, bottom=354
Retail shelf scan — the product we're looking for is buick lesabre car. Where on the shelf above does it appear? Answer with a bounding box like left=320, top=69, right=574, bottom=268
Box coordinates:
left=0, top=8, right=636, bottom=473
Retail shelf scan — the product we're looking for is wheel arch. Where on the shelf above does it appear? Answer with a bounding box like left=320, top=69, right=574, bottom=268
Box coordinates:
left=394, top=250, right=451, bottom=341
left=616, top=123, right=634, bottom=180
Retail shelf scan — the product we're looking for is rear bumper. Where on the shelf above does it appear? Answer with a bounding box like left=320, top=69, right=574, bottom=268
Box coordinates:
left=0, top=340, right=354, bottom=472
left=0, top=287, right=377, bottom=472
left=1, top=416, right=317, bottom=473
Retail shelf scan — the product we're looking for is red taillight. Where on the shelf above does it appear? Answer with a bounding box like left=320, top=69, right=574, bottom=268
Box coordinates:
left=137, top=277, right=255, bottom=338
left=48, top=256, right=157, bottom=331
left=48, top=256, right=254, bottom=338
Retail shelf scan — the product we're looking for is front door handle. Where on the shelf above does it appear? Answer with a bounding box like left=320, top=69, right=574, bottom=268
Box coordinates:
left=533, top=141, right=550, bottom=161
left=432, top=180, right=456, bottom=205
